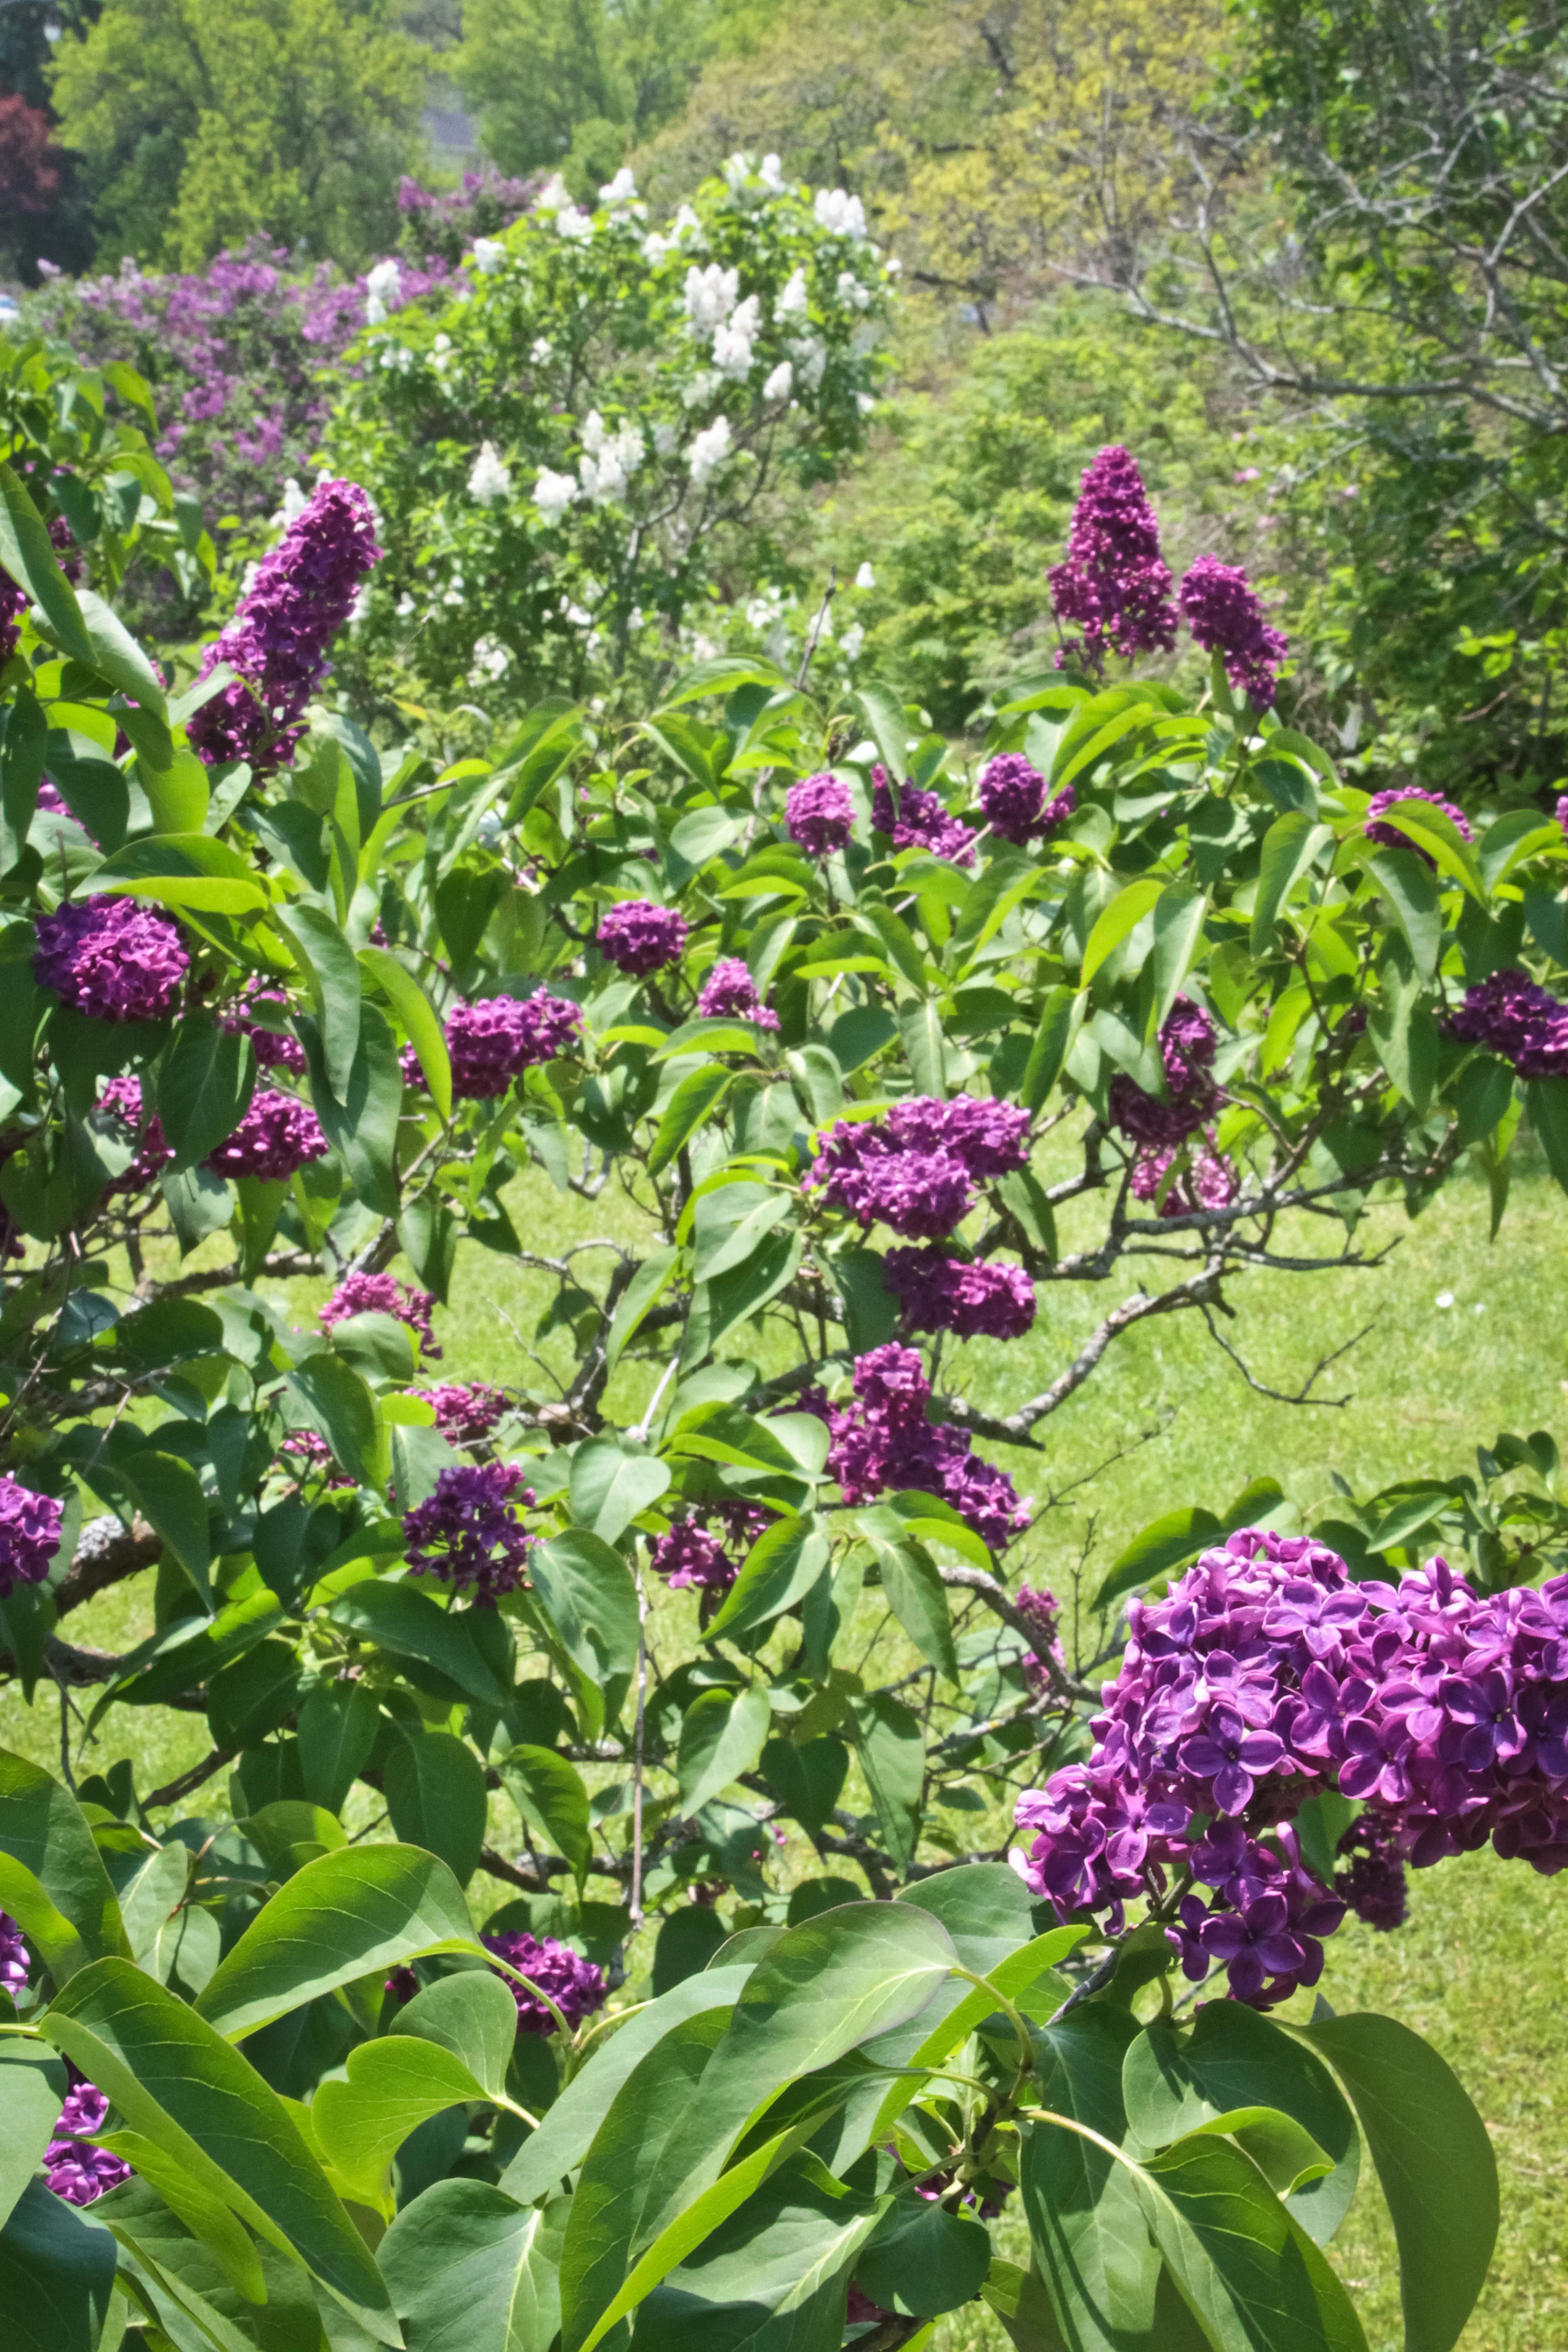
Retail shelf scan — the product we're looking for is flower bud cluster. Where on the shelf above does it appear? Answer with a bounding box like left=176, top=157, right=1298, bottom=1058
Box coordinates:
left=976, top=755, right=1074, bottom=847
left=480, top=1929, right=608, bottom=2035
left=805, top=1094, right=1030, bottom=1240
left=1014, top=1528, right=1568, bottom=2006
left=1047, top=445, right=1178, bottom=670
left=1108, top=997, right=1221, bottom=1150
left=870, top=766, right=975, bottom=865
left=1015, top=1582, right=1067, bottom=1694
left=446, top=991, right=582, bottom=1098
left=697, top=956, right=779, bottom=1029
left=221, top=977, right=306, bottom=1073
left=97, top=1076, right=174, bottom=1192
left=206, top=1089, right=329, bottom=1180
left=34, top=896, right=188, bottom=1023
left=785, top=772, right=854, bottom=857
left=882, top=1245, right=1036, bottom=1340
left=0, top=1473, right=63, bottom=1599
left=814, top=1343, right=1029, bottom=1553
left=596, top=899, right=689, bottom=977
left=322, top=1272, right=439, bottom=1355
left=1447, top=968, right=1568, bottom=1079
left=402, top=1461, right=535, bottom=1602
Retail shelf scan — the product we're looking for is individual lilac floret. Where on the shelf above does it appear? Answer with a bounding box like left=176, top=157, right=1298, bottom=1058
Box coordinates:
left=221, top=977, right=307, bottom=1074
left=817, top=1343, right=1030, bottom=1553
left=597, top=900, right=689, bottom=977
left=871, top=768, right=975, bottom=865
left=447, top=992, right=583, bottom=1099
left=0, top=1908, right=31, bottom=1996
left=186, top=478, right=382, bottom=772
left=806, top=1096, right=1030, bottom=1241
left=1364, top=786, right=1475, bottom=864
left=1447, top=968, right=1568, bottom=1079
left=977, top=755, right=1075, bottom=847
left=413, top=1383, right=510, bottom=1444
left=1177, top=556, right=1288, bottom=708
left=97, top=1076, right=174, bottom=1192
left=403, top=1461, right=535, bottom=1603
left=1335, top=1813, right=1409, bottom=1932
left=1047, top=446, right=1177, bottom=671
left=45, top=2074, right=132, bottom=2205
left=883, top=1247, right=1036, bottom=1340
left=480, top=1930, right=608, bottom=2035
left=787, top=772, right=854, bottom=857
left=205, top=1089, right=328, bottom=1180
left=697, top=957, right=780, bottom=1030
left=33, top=896, right=188, bottom=1022
left=0, top=1475, right=63, bottom=1599
left=1108, top=997, right=1221, bottom=1148
left=1129, top=1133, right=1237, bottom=1218
left=322, top=1272, right=440, bottom=1356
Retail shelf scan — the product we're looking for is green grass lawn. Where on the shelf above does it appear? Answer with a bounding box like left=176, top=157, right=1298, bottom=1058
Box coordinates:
left=3, top=1142, right=1564, bottom=2344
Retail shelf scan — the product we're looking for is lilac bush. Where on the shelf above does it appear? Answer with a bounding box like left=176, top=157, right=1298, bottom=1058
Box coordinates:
left=44, top=2076, right=132, bottom=2207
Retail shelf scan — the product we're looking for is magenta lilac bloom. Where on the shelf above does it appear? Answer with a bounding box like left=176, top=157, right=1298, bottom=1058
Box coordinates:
left=977, top=755, right=1074, bottom=847
left=786, top=772, right=854, bottom=857
left=0, top=565, right=26, bottom=667
left=1129, top=1134, right=1237, bottom=1218
left=883, top=1247, right=1036, bottom=1340
left=1015, top=1582, right=1066, bottom=1693
left=1108, top=997, right=1221, bottom=1149
left=651, top=1501, right=771, bottom=1593
left=206, top=1089, right=327, bottom=1180
left=806, top=1096, right=1030, bottom=1241
left=322, top=1273, right=439, bottom=1355
left=1013, top=1527, right=1568, bottom=2007
left=33, top=896, right=188, bottom=1022
left=96, top=1076, right=174, bottom=1193
left=447, top=991, right=583, bottom=1099
left=45, top=2074, right=132, bottom=2206
left=1047, top=446, right=1177, bottom=671
left=1177, top=556, right=1288, bottom=708
left=1364, top=786, right=1475, bottom=863
left=697, top=957, right=779, bottom=1030
left=1335, top=1812, right=1409, bottom=1932
left=413, top=1383, right=510, bottom=1444
left=818, top=1343, right=1029, bottom=1553
left=0, top=1908, right=29, bottom=1996
left=1448, top=968, right=1568, bottom=1079
left=480, top=1930, right=608, bottom=2035
left=596, top=901, right=689, bottom=977
left=1557, top=792, right=1568, bottom=840
left=0, top=1475, right=63, bottom=1600
left=186, top=478, right=382, bottom=771
left=403, top=1461, right=535, bottom=1603
left=221, top=977, right=307, bottom=1073
left=870, top=768, right=975, bottom=865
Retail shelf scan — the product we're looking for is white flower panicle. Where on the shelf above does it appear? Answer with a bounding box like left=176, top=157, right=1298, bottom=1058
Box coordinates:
left=467, top=441, right=512, bottom=504
left=684, top=262, right=739, bottom=331
left=364, top=257, right=401, bottom=324
left=840, top=621, right=866, bottom=660
left=555, top=204, right=594, bottom=242
left=532, top=467, right=579, bottom=524
left=712, top=292, right=760, bottom=379
left=471, top=238, right=507, bottom=275
left=599, top=167, right=638, bottom=207
left=854, top=562, right=876, bottom=589
left=272, top=477, right=310, bottom=529
left=813, top=187, right=867, bottom=240
left=836, top=268, right=872, bottom=312
left=580, top=411, right=644, bottom=505
left=530, top=337, right=553, bottom=364
left=792, top=337, right=828, bottom=391
left=470, top=636, right=511, bottom=682
left=775, top=267, right=808, bottom=321
left=688, top=416, right=732, bottom=487
left=760, top=154, right=786, bottom=193
left=763, top=359, right=793, bottom=401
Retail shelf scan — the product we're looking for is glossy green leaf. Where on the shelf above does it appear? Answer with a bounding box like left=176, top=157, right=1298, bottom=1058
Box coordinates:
left=704, top=1513, right=829, bottom=1641
left=1094, top=1506, right=1222, bottom=1611
left=569, top=1438, right=672, bottom=1545
left=329, top=1576, right=514, bottom=1707
left=315, top=2033, right=488, bottom=2200
left=1368, top=849, right=1441, bottom=982
left=0, top=2178, right=117, bottom=2352
left=856, top=1513, right=957, bottom=1679
left=848, top=1691, right=923, bottom=1870
left=1022, top=2005, right=1161, bottom=2352
left=0, top=462, right=98, bottom=672
left=532, top=1531, right=641, bottom=1688
left=637, top=2157, right=883, bottom=2348
left=1082, top=877, right=1162, bottom=985
left=297, top=1678, right=381, bottom=1814
left=1020, top=985, right=1080, bottom=1113
left=302, top=1000, right=403, bottom=1216
left=603, top=1244, right=679, bottom=1374
left=650, top=1065, right=733, bottom=1177
left=385, top=1729, right=488, bottom=1885
left=502, top=1744, right=593, bottom=1879
left=854, top=2185, right=990, bottom=2318
left=382, top=2182, right=569, bottom=2352
left=285, top=1354, right=380, bottom=1490
left=361, top=945, right=452, bottom=1120
left=395, top=1968, right=520, bottom=2101
left=278, top=904, right=362, bottom=1103
left=0, top=2043, right=66, bottom=2228
left=122, top=1449, right=215, bottom=1611
left=1251, top=813, right=1331, bottom=953
left=677, top=1685, right=772, bottom=1817
left=0, top=1746, right=130, bottom=1981
left=157, top=1017, right=258, bottom=1173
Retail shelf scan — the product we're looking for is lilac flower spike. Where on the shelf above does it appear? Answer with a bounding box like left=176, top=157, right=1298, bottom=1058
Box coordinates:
left=322, top=1273, right=440, bottom=1355
left=446, top=992, right=582, bottom=1099
left=0, top=1907, right=29, bottom=1995
left=1047, top=446, right=1177, bottom=671
left=883, top=1246, right=1036, bottom=1340
left=815, top=1343, right=1030, bottom=1553
left=1177, top=556, right=1288, bottom=708
left=1364, top=785, right=1475, bottom=864
left=206, top=1089, right=328, bottom=1180
left=34, top=897, right=188, bottom=1022
left=1448, top=968, right=1568, bottom=1079
left=403, top=1461, right=535, bottom=1602
left=787, top=773, right=854, bottom=857
left=870, top=768, right=974, bottom=865
left=45, top=2074, right=132, bottom=2205
left=480, top=1930, right=607, bottom=2035
left=697, top=957, right=780, bottom=1029
left=597, top=901, right=689, bottom=977
left=412, top=1383, right=510, bottom=1444
left=977, top=755, right=1074, bottom=847
left=806, top=1095, right=1030, bottom=1241
left=0, top=1475, right=64, bottom=1599
left=1108, top=997, right=1221, bottom=1150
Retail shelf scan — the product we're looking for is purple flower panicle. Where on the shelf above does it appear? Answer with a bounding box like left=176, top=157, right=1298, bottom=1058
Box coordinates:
left=1178, top=556, right=1287, bottom=708
left=0, top=566, right=26, bottom=667
left=1129, top=1134, right=1237, bottom=1218
left=651, top=1502, right=771, bottom=1592
left=34, top=897, right=188, bottom=1023
left=447, top=991, right=582, bottom=1099
left=597, top=901, right=689, bottom=978
left=0, top=1475, right=63, bottom=1599
left=977, top=755, right=1074, bottom=847
left=413, top=1383, right=510, bottom=1444
left=403, top=1461, right=534, bottom=1603
left=221, top=977, right=307, bottom=1073
left=806, top=1096, right=1030, bottom=1241
left=787, top=773, right=854, bottom=857
left=1108, top=997, right=1221, bottom=1149
left=322, top=1273, right=439, bottom=1355
left=1446, top=968, right=1568, bottom=1079
left=697, top=957, right=779, bottom=1030
left=0, top=1908, right=30, bottom=1996
left=1335, top=1813, right=1409, bottom=1932
left=1364, top=787, right=1475, bottom=864
left=821, top=1343, right=1029, bottom=1553
left=45, top=2075, right=132, bottom=2206
left=97, top=1076, right=174, bottom=1192
left=1556, top=792, right=1568, bottom=840
left=480, top=1930, right=607, bottom=2035
left=1047, top=447, right=1177, bottom=671
left=883, top=1247, right=1036, bottom=1340
left=205, top=1089, right=328, bottom=1180
left=871, top=768, right=974, bottom=866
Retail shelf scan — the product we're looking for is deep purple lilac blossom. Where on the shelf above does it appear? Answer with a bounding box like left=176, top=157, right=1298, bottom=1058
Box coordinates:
left=0, top=1474, right=63, bottom=1599
left=882, top=1246, right=1036, bottom=1340
left=0, top=566, right=26, bottom=666
left=1108, top=997, right=1222, bottom=1149
left=786, top=773, right=854, bottom=857
left=403, top=1462, right=535, bottom=1602
left=806, top=1096, right=1030, bottom=1240
left=1129, top=1133, right=1237, bottom=1218
left=651, top=1502, right=771, bottom=1592
left=480, top=1931, right=608, bottom=2035
left=45, top=2074, right=132, bottom=2205
left=1447, top=968, right=1568, bottom=1079
left=1177, top=556, right=1288, bottom=708
left=1047, top=446, right=1178, bottom=672
left=0, top=1909, right=28, bottom=1996
left=33, top=896, right=188, bottom=1022
left=205, top=1089, right=328, bottom=1180
left=96, top=1076, right=174, bottom=1192
left=446, top=992, right=583, bottom=1099
left=221, top=977, right=307, bottom=1073
left=597, top=901, right=689, bottom=977
left=977, top=756, right=1074, bottom=847
left=322, top=1273, right=439, bottom=1355
left=870, top=768, right=975, bottom=865
left=815, top=1343, right=1029, bottom=1553
left=697, top=957, right=779, bottom=1029
left=412, top=1384, right=511, bottom=1444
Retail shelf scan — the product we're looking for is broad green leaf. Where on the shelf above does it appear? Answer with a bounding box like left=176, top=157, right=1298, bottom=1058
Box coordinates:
left=0, top=462, right=98, bottom=671
left=297, top=1678, right=381, bottom=1814
left=854, top=2185, right=990, bottom=2318
left=981, top=2256, right=1073, bottom=2352
left=42, top=1958, right=396, bottom=2339
left=1082, top=877, right=1162, bottom=986
left=1020, top=985, right=1081, bottom=1113
left=603, top=1245, right=679, bottom=1374
left=1369, top=802, right=1484, bottom=901
left=1022, top=2005, right=1161, bottom=2350
left=1303, top=2011, right=1497, bottom=2352
left=329, top=1576, right=514, bottom=1707
left=360, top=945, right=452, bottom=1120
left=285, top=1354, right=380, bottom=1490
left=896, top=1860, right=1047, bottom=1976
left=502, top=1745, right=593, bottom=1879
left=314, top=2033, right=489, bottom=2200
left=0, top=1747, right=130, bottom=1981
left=1368, top=849, right=1441, bottom=983
left=898, top=999, right=947, bottom=1098
left=704, top=1513, right=829, bottom=1641
left=302, top=1000, right=403, bottom=1216
left=157, top=1017, right=257, bottom=1172
left=396, top=1967, right=521, bottom=2100
left=0, top=2179, right=117, bottom=2352
left=381, top=2182, right=569, bottom=2352
left=122, top=1450, right=215, bottom=1611
left=856, top=1515, right=957, bottom=1679
left=75, top=586, right=170, bottom=720
left=677, top=1686, right=772, bottom=1816
left=385, top=1730, right=488, bottom=1885
left=90, top=2124, right=266, bottom=2302
left=848, top=1692, right=923, bottom=1869
left=195, top=1843, right=482, bottom=2042
left=637, top=2157, right=884, bottom=2347
left=0, top=2044, right=66, bottom=2228
left=1151, top=884, right=1209, bottom=1024
left=1251, top=813, right=1331, bottom=953
left=277, top=903, right=362, bottom=1103
left=569, top=1438, right=672, bottom=1545
left=1094, top=1506, right=1221, bottom=1611
left=650, top=1065, right=733, bottom=1177
left=532, top=1530, right=642, bottom=1696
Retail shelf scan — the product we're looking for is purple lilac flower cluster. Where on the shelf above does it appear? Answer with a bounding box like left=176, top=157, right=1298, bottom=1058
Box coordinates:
left=814, top=1343, right=1029, bottom=1554
left=1014, top=1527, right=1568, bottom=2006
left=1557, top=792, right=1568, bottom=840
left=650, top=1501, right=771, bottom=1593
left=186, top=479, right=381, bottom=772
left=1177, top=556, right=1288, bottom=709
left=882, top=1246, right=1036, bottom=1340
left=322, top=1272, right=439, bottom=1355
left=1364, top=786, right=1475, bottom=864
left=221, top=977, right=306, bottom=1073
left=480, top=1930, right=608, bottom=2035
left=786, top=773, right=854, bottom=857
left=597, top=901, right=690, bottom=977
left=1334, top=1811, right=1409, bottom=1931
left=870, top=768, right=975, bottom=866
left=0, top=1474, right=63, bottom=1599
left=205, top=1089, right=328, bottom=1180
left=403, top=1462, right=535, bottom=1603
left=447, top=992, right=583, bottom=1099
left=1015, top=1583, right=1067, bottom=1695
left=96, top=1076, right=174, bottom=1192
left=1047, top=446, right=1178, bottom=672
left=1108, top=997, right=1222, bottom=1150
left=806, top=1096, right=1030, bottom=1240
left=45, top=2073, right=132, bottom=2206
left=1, top=565, right=26, bottom=666
left=1446, top=968, right=1568, bottom=1079
left=697, top=957, right=780, bottom=1030
left=0, top=1907, right=30, bottom=1995
left=976, top=756, right=1075, bottom=847
left=1129, top=1134, right=1237, bottom=1219
left=412, top=1383, right=511, bottom=1445
left=33, top=896, right=188, bottom=1023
